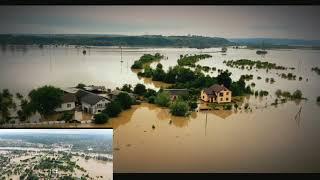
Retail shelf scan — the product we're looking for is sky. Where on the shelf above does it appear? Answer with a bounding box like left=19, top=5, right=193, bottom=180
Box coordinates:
left=0, top=6, right=320, bottom=40
left=0, top=129, right=113, bottom=135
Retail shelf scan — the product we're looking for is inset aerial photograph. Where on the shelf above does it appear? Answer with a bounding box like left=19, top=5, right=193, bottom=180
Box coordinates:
left=0, top=129, right=113, bottom=180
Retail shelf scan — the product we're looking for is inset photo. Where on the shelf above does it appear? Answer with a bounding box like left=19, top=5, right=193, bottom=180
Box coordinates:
left=0, top=129, right=113, bottom=180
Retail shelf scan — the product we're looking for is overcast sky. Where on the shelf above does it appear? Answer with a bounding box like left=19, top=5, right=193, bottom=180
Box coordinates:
left=0, top=129, right=113, bottom=135
left=0, top=6, right=319, bottom=40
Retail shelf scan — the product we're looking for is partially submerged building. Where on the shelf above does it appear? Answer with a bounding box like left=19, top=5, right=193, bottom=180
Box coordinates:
left=163, top=89, right=189, bottom=100
left=55, top=93, right=76, bottom=112
left=201, top=84, right=232, bottom=103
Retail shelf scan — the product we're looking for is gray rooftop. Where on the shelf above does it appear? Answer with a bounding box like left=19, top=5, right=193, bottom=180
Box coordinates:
left=163, top=89, right=189, bottom=96
left=61, top=93, right=76, bottom=103
left=81, top=93, right=109, bottom=105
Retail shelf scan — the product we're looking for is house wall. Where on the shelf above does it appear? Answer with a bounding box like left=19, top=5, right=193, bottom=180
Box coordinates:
left=201, top=90, right=232, bottom=103
left=216, top=90, right=232, bottom=103
left=81, top=99, right=110, bottom=114
left=55, top=102, right=75, bottom=112
left=201, top=90, right=209, bottom=102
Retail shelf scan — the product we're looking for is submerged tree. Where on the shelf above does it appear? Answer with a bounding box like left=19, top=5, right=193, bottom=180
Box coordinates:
left=170, top=100, right=189, bottom=116
left=155, top=91, right=171, bottom=107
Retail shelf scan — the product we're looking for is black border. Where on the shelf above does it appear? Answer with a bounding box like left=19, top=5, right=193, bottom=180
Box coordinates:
left=0, top=0, right=320, bottom=5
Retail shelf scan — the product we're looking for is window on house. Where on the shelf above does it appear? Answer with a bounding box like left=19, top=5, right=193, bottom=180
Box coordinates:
left=67, top=104, right=71, bottom=108
left=226, top=92, right=229, bottom=95
left=226, top=98, right=229, bottom=101
left=220, top=98, right=223, bottom=101
left=203, top=96, right=205, bottom=99
left=219, top=92, right=223, bottom=96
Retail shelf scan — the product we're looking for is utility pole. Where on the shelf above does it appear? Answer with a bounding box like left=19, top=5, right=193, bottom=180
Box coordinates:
left=205, top=110, right=208, bottom=136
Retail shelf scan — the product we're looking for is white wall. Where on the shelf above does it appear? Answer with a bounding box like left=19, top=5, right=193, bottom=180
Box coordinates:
left=81, top=99, right=110, bottom=114
left=55, top=102, right=75, bottom=112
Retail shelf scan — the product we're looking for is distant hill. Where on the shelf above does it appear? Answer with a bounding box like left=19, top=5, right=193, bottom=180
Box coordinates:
left=0, top=34, right=231, bottom=48
left=229, top=38, right=320, bottom=47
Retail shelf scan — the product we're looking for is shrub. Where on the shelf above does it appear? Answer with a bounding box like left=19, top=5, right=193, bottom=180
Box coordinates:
left=188, top=101, right=198, bottom=110
left=234, top=103, right=239, bottom=110
left=76, top=83, right=86, bottom=89
left=281, top=91, right=291, bottom=98
left=170, top=100, right=189, bottom=116
left=94, top=113, right=109, bottom=124
left=133, top=83, right=146, bottom=96
left=292, top=90, right=302, bottom=99
left=155, top=91, right=171, bottom=107
left=275, top=89, right=282, bottom=97
left=223, top=104, right=232, bottom=110
left=259, top=90, right=269, bottom=97
left=156, top=63, right=163, bottom=69
left=58, top=111, right=73, bottom=121
left=144, top=89, right=157, bottom=98
left=147, top=96, right=156, bottom=104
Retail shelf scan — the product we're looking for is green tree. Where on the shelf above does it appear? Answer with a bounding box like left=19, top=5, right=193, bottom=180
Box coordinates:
left=170, top=100, right=189, bottom=116
left=155, top=91, right=171, bottom=107
left=28, top=86, right=63, bottom=118
left=144, top=88, right=157, bottom=98
left=116, top=92, right=133, bottom=110
left=94, top=113, right=109, bottom=124
left=188, top=101, right=198, bottom=110
left=103, top=101, right=122, bottom=117
left=76, top=83, right=86, bottom=89
left=133, top=83, right=146, bottom=96
left=0, top=89, right=16, bottom=123
left=217, top=70, right=232, bottom=88
left=292, top=90, right=302, bottom=99
left=120, top=84, right=133, bottom=93
left=16, top=93, right=23, bottom=100
left=152, top=67, right=166, bottom=81
left=275, top=89, right=282, bottom=97
left=147, top=96, right=156, bottom=104
left=17, top=99, right=35, bottom=121
left=156, top=63, right=163, bottom=69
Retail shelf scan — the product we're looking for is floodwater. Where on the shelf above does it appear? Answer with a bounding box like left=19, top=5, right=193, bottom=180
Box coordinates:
left=1, top=46, right=320, bottom=172
left=72, top=157, right=113, bottom=180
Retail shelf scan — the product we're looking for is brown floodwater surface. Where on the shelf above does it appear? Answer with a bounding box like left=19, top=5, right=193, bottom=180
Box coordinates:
left=1, top=46, right=320, bottom=172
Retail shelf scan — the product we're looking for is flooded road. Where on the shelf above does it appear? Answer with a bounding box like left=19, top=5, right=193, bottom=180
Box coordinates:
left=1, top=46, right=320, bottom=172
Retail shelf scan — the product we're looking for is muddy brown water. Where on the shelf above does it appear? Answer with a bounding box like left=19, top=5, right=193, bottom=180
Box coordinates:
left=1, top=46, right=320, bottom=172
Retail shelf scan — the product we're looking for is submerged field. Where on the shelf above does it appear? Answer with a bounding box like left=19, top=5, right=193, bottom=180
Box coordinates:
left=0, top=46, right=320, bottom=172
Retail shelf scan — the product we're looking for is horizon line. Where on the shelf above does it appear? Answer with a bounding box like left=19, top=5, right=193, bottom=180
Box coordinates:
left=1, top=33, right=319, bottom=41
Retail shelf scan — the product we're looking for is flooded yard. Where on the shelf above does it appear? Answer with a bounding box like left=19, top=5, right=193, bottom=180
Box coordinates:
left=1, top=46, right=320, bottom=172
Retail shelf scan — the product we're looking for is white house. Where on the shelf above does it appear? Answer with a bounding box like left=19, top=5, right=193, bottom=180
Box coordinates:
left=55, top=93, right=76, bottom=112
left=80, top=93, right=110, bottom=114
